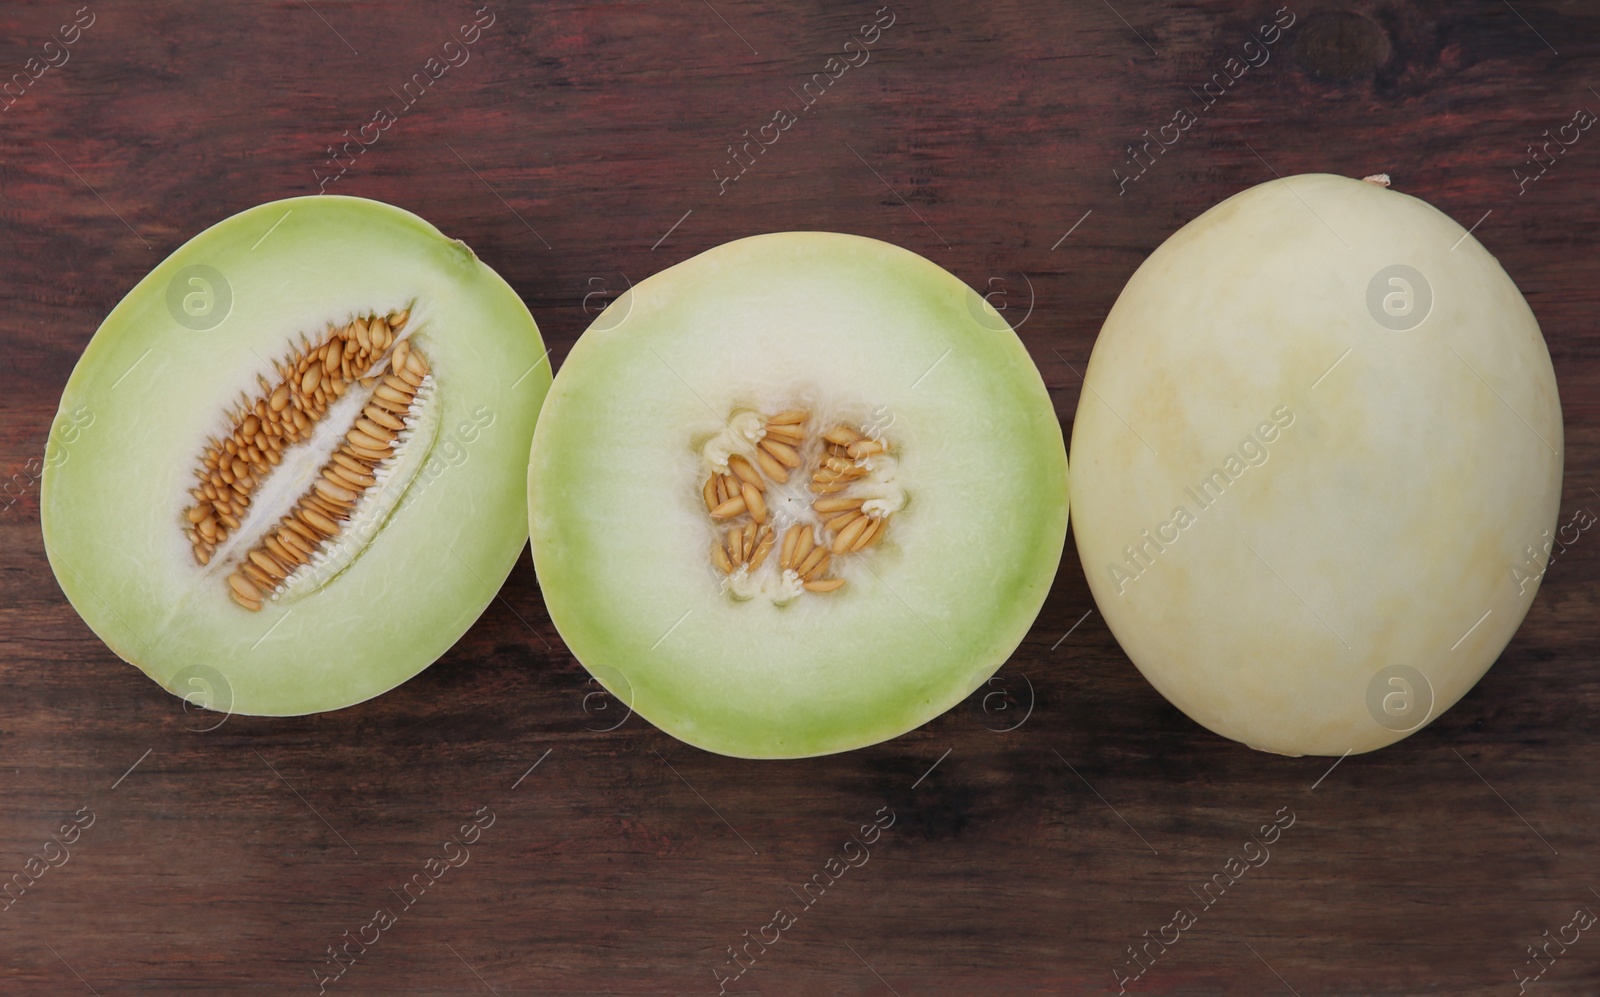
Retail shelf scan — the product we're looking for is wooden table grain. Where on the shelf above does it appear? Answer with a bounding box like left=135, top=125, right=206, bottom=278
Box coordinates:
left=2, top=1, right=1597, bottom=994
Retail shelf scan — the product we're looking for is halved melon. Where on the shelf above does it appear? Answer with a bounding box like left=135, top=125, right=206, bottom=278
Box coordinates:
left=41, top=196, right=551, bottom=716
left=528, top=232, right=1069, bottom=758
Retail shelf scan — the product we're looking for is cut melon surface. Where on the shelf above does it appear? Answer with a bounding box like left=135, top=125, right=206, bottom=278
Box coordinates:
left=528, top=232, right=1069, bottom=758
left=42, top=196, right=551, bottom=716
left=1070, top=174, right=1563, bottom=755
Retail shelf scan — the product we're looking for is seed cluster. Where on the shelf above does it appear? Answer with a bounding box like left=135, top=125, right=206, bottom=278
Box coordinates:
left=180, top=310, right=428, bottom=611
left=701, top=410, right=892, bottom=596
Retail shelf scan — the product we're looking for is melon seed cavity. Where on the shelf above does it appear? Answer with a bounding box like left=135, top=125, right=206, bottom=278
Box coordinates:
left=699, top=409, right=906, bottom=603
left=182, top=310, right=432, bottom=611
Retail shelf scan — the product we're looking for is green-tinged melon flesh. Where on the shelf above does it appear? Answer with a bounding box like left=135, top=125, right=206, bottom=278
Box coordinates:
left=528, top=232, right=1069, bottom=758
left=42, top=195, right=551, bottom=716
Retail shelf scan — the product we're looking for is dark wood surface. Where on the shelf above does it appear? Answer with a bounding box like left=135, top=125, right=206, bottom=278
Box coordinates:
left=2, top=1, right=1598, bottom=993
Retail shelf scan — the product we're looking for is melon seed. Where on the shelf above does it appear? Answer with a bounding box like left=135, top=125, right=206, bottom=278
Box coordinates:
left=699, top=412, right=896, bottom=596
left=180, top=312, right=430, bottom=611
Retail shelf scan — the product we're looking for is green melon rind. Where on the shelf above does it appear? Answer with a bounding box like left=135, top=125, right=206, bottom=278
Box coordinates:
left=528, top=232, right=1068, bottom=758
left=41, top=195, right=551, bottom=716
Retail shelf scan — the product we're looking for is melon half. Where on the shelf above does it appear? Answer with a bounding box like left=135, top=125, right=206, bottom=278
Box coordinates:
left=528, top=232, right=1069, bottom=758
left=42, top=196, right=551, bottom=716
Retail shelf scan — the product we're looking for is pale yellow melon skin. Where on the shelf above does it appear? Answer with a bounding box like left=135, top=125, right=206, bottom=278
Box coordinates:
left=1071, top=174, right=1562, bottom=755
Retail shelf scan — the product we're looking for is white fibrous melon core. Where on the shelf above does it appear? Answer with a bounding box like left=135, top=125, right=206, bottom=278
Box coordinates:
left=181, top=306, right=440, bottom=610
left=695, top=404, right=907, bottom=605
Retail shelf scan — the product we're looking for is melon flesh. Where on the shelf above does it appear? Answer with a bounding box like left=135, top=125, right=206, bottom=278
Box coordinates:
left=42, top=196, right=550, bottom=716
left=1070, top=174, right=1563, bottom=755
left=528, top=232, right=1069, bottom=758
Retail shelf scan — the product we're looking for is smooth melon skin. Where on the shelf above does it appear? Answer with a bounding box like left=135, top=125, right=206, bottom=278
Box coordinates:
left=1070, top=174, right=1562, bottom=756
left=41, top=196, right=551, bottom=716
left=529, top=232, right=1069, bottom=759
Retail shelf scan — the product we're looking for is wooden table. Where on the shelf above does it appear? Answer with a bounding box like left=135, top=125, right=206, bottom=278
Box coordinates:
left=2, top=1, right=1596, bottom=993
